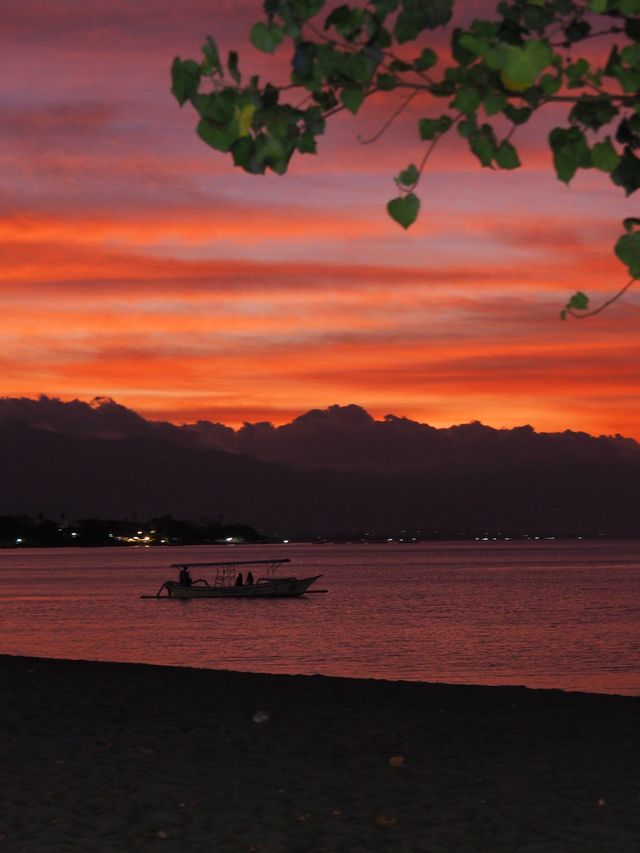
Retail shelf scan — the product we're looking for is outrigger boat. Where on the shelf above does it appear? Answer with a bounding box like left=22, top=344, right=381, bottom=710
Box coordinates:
left=142, top=558, right=325, bottom=599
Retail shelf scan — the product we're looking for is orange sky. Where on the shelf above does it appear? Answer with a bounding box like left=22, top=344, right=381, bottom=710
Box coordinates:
left=1, top=1, right=639, bottom=436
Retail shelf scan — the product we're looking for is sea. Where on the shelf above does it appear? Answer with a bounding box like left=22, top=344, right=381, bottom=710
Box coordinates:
left=1, top=540, right=638, bottom=696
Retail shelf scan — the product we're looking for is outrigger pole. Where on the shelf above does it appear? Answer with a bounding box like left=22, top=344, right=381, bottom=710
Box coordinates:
left=169, top=558, right=291, bottom=568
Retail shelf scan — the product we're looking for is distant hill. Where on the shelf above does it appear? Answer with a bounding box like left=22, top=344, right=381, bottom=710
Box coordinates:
left=0, top=397, right=639, bottom=535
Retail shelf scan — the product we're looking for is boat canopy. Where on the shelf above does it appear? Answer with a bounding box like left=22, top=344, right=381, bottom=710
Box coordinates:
left=170, top=558, right=291, bottom=569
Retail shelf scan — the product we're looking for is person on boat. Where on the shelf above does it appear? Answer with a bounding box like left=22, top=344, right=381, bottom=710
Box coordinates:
left=246, top=571, right=254, bottom=585
left=235, top=572, right=244, bottom=587
left=179, top=567, right=192, bottom=586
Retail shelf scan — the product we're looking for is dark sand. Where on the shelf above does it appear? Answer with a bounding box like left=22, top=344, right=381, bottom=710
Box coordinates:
left=1, top=656, right=639, bottom=852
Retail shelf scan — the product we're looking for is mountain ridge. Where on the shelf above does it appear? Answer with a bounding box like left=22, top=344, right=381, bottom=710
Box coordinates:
left=0, top=397, right=638, bottom=535
left=0, top=395, right=637, bottom=472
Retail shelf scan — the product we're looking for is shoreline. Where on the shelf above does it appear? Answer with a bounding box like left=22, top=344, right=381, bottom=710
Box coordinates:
left=2, top=655, right=639, bottom=852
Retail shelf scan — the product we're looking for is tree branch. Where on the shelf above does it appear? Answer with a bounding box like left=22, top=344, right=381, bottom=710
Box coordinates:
left=568, top=278, right=636, bottom=319
left=358, top=91, right=418, bottom=144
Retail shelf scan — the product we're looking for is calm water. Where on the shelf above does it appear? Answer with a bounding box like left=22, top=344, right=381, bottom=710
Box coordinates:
left=0, top=541, right=638, bottom=695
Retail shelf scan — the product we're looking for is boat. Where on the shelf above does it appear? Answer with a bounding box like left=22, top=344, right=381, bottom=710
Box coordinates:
left=142, top=558, right=325, bottom=599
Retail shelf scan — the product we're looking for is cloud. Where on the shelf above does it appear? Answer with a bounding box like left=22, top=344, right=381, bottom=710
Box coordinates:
left=1, top=396, right=637, bottom=477
left=0, top=0, right=637, bottom=440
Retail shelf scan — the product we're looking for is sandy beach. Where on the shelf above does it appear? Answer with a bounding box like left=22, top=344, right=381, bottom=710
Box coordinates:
left=1, top=655, right=639, bottom=852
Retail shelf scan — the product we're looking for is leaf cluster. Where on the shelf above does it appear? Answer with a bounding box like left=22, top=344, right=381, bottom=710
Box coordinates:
left=172, top=0, right=640, bottom=311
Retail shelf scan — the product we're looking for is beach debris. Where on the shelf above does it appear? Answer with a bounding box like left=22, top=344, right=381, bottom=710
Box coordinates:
left=331, top=809, right=342, bottom=816
left=598, top=798, right=606, bottom=807
left=252, top=710, right=271, bottom=724
left=157, top=830, right=170, bottom=839
left=374, top=814, right=397, bottom=828
left=389, top=755, right=405, bottom=768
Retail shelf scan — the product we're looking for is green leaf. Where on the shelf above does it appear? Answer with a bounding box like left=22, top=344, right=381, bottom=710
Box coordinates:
left=499, top=40, right=553, bottom=90
left=569, top=97, right=618, bottom=131
left=588, top=0, right=607, bottom=11
left=567, top=291, right=590, bottom=311
left=289, top=0, right=325, bottom=21
left=621, top=43, right=640, bottom=66
left=228, top=51, right=241, bottom=84
left=388, top=58, right=412, bottom=72
left=625, top=17, right=640, bottom=40
left=344, top=52, right=376, bottom=85
left=623, top=217, right=640, bottom=232
left=591, top=138, right=620, bottom=173
left=418, top=115, right=452, bottom=140
left=197, top=117, right=238, bottom=153
left=540, top=73, right=562, bottom=95
left=452, top=29, right=477, bottom=66
left=470, top=134, right=495, bottom=167
left=231, top=136, right=258, bottom=172
left=495, top=141, right=521, bottom=170
left=376, top=73, right=397, bottom=90
left=397, top=163, right=419, bottom=187
left=171, top=57, right=201, bottom=106
left=292, top=41, right=317, bottom=82
left=483, top=91, right=507, bottom=117
left=564, top=18, right=591, bottom=43
left=458, top=32, right=491, bottom=58
left=452, top=87, right=480, bottom=117
left=297, top=131, right=317, bottom=154
left=198, top=89, right=237, bottom=124
left=566, top=58, right=590, bottom=88
left=325, top=5, right=365, bottom=39
left=202, top=37, right=222, bottom=74
left=503, top=105, right=532, bottom=125
left=414, top=48, right=438, bottom=71
left=395, top=0, right=453, bottom=43
left=612, top=148, right=640, bottom=196
left=614, top=66, right=640, bottom=94
left=340, top=87, right=365, bottom=114
left=255, top=134, right=294, bottom=174
left=387, top=193, right=420, bottom=228
left=235, top=103, right=256, bottom=136
left=549, top=127, right=591, bottom=184
left=374, top=0, right=399, bottom=14
left=615, top=231, right=640, bottom=277
left=457, top=118, right=476, bottom=140
left=250, top=22, right=284, bottom=53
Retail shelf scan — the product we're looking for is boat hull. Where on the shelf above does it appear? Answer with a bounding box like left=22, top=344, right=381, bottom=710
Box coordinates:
left=164, top=575, right=322, bottom=599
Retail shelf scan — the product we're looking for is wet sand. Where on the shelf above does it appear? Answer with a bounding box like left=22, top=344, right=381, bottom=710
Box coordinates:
left=1, top=655, right=639, bottom=852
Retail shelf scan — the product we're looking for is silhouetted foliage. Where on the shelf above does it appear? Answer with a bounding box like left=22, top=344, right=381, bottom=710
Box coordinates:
left=173, top=0, right=640, bottom=316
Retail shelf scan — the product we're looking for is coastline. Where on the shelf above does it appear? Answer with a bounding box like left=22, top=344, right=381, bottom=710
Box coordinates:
left=2, top=655, right=639, bottom=852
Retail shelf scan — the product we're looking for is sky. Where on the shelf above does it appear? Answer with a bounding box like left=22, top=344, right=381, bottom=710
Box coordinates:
left=2, top=0, right=639, bottom=437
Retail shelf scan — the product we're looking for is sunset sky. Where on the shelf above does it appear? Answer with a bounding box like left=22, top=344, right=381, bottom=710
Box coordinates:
left=2, top=0, right=639, bottom=437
